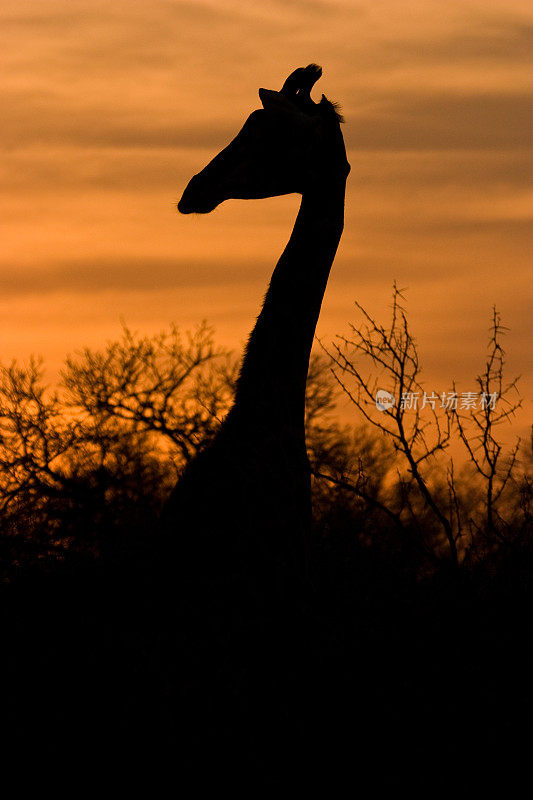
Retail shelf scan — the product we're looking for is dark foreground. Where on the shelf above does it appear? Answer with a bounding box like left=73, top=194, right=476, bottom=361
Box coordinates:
left=1, top=537, right=531, bottom=789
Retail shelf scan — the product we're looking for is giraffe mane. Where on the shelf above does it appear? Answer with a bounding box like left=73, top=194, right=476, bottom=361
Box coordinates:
left=319, top=95, right=344, bottom=124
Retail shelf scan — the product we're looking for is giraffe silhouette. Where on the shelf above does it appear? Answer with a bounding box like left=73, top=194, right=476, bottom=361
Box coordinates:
left=161, top=65, right=349, bottom=610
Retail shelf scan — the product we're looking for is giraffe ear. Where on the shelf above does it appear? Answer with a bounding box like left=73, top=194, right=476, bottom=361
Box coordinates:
left=259, top=88, right=298, bottom=113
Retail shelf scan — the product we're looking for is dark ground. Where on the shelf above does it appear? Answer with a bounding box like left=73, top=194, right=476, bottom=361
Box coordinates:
left=1, top=534, right=531, bottom=789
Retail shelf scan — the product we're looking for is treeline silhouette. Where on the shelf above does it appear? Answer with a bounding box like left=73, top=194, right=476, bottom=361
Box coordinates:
left=0, top=303, right=531, bottom=786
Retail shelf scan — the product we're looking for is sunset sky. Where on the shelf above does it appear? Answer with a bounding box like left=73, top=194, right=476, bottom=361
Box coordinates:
left=1, top=0, right=532, bottom=439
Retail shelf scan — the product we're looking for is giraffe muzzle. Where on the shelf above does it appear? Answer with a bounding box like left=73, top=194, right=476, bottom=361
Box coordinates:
left=178, top=174, right=222, bottom=214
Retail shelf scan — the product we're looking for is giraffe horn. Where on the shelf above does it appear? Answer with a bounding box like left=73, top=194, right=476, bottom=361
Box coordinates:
left=281, top=64, right=322, bottom=99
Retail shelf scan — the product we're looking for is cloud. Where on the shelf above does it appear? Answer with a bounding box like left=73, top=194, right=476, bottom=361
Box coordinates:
left=1, top=88, right=238, bottom=150
left=0, top=256, right=273, bottom=297
left=346, top=149, right=533, bottom=190
left=390, top=18, right=533, bottom=61
left=344, top=91, right=532, bottom=151
left=4, top=84, right=530, bottom=157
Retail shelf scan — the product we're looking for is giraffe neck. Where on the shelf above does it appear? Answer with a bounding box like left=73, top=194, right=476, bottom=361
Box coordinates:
left=230, top=172, right=346, bottom=436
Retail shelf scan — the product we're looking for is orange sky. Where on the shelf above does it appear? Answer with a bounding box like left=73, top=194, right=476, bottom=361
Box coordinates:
left=1, top=0, right=532, bottom=441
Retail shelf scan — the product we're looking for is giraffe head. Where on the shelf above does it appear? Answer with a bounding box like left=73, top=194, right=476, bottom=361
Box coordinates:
left=178, top=64, right=350, bottom=214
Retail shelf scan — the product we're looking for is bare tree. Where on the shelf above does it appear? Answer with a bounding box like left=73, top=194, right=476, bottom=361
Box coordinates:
left=4, top=307, right=525, bottom=577
left=453, top=308, right=522, bottom=551
left=0, top=323, right=237, bottom=568
left=306, top=356, right=406, bottom=542
left=318, top=286, right=531, bottom=568
left=0, top=357, right=77, bottom=516
left=63, top=321, right=235, bottom=474
left=320, top=285, right=460, bottom=566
